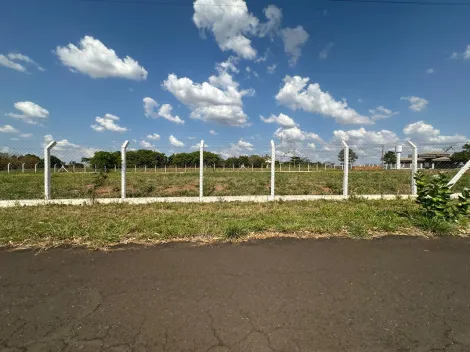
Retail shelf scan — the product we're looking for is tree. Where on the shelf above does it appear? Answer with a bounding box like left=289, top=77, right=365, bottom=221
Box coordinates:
left=382, top=151, right=397, bottom=165
left=88, top=151, right=120, bottom=169
left=451, top=143, right=470, bottom=164
left=338, top=149, right=358, bottom=165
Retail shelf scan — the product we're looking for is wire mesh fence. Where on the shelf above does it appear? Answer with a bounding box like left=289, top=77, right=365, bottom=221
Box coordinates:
left=0, top=139, right=469, bottom=201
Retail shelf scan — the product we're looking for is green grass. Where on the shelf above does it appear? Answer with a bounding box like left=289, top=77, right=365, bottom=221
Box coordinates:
left=0, top=169, right=468, bottom=200
left=0, top=199, right=467, bottom=248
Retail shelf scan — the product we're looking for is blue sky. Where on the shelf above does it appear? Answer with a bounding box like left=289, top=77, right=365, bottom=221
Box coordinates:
left=0, top=0, right=469, bottom=161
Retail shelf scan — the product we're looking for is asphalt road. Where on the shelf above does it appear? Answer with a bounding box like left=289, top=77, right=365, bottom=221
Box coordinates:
left=1, top=237, right=470, bottom=352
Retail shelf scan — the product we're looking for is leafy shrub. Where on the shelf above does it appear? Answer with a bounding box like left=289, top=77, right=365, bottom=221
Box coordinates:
left=415, top=171, right=470, bottom=222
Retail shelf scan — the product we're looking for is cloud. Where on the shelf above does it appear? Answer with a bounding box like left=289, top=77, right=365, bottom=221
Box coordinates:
left=267, top=64, right=277, bottom=74
left=0, top=125, right=19, bottom=133
left=449, top=45, right=470, bottom=60
left=281, top=26, right=309, bottom=66
left=209, top=130, right=218, bottom=135
left=5, top=101, right=49, bottom=125
left=188, top=136, right=197, bottom=140
left=0, top=55, right=27, bottom=72
left=276, top=76, right=372, bottom=125
left=192, top=0, right=307, bottom=65
left=307, top=143, right=316, bottom=149
left=258, top=5, right=283, bottom=39
left=403, top=121, right=468, bottom=144
left=319, top=42, right=334, bottom=60
left=158, top=104, right=184, bottom=125
left=162, top=60, right=252, bottom=127
left=43, top=135, right=98, bottom=162
left=20, top=133, right=32, bottom=138
left=146, top=133, right=160, bottom=140
left=369, top=106, right=399, bottom=120
left=0, top=53, right=44, bottom=73
left=91, top=113, right=128, bottom=132
left=333, top=127, right=399, bottom=146
left=143, top=98, right=184, bottom=124
left=218, top=138, right=254, bottom=158
left=190, top=141, right=208, bottom=150
left=426, top=68, right=434, bottom=74
left=274, top=126, right=322, bottom=142
left=193, top=0, right=258, bottom=59
left=169, top=135, right=185, bottom=147
left=139, top=140, right=156, bottom=149
left=401, top=96, right=428, bottom=112
left=7, top=53, right=44, bottom=71
left=260, top=113, right=296, bottom=128
left=56, top=36, right=147, bottom=80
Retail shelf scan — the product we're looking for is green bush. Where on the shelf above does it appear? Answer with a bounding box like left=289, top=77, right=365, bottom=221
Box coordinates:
left=415, top=171, right=470, bottom=222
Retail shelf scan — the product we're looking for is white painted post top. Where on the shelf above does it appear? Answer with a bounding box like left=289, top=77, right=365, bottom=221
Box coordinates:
left=121, top=140, right=129, bottom=149
left=407, top=140, right=417, bottom=149
left=45, top=141, right=57, bottom=150
left=395, top=145, right=403, bottom=153
left=341, top=140, right=349, bottom=148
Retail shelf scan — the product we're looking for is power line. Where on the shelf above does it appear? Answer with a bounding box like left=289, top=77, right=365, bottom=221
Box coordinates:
left=78, top=0, right=247, bottom=7
left=328, top=0, right=470, bottom=6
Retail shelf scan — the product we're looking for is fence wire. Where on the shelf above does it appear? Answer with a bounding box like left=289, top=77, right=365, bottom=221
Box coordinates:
left=0, top=140, right=469, bottom=200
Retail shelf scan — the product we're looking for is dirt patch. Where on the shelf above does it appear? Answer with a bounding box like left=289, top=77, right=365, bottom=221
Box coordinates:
left=86, top=185, right=116, bottom=195
left=317, top=186, right=333, bottom=194
left=163, top=184, right=198, bottom=195
left=214, top=184, right=225, bottom=192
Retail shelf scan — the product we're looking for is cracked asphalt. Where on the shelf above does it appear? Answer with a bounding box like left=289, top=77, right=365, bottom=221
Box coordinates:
left=1, top=237, right=470, bottom=352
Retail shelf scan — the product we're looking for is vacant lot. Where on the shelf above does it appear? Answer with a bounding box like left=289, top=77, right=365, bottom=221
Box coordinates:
left=1, top=169, right=468, bottom=200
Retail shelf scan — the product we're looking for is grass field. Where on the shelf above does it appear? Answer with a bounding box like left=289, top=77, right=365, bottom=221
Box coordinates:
left=1, top=199, right=467, bottom=248
left=1, top=169, right=469, bottom=200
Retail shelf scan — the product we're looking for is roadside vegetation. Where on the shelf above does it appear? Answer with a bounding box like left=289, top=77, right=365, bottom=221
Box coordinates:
left=0, top=198, right=468, bottom=249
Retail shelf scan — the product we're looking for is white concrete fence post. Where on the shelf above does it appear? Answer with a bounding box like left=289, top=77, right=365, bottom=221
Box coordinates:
left=408, top=141, right=418, bottom=195
left=395, top=145, right=402, bottom=170
left=7, top=163, right=11, bottom=174
left=34, top=163, right=38, bottom=173
left=270, top=140, right=275, bottom=201
left=200, top=140, right=204, bottom=201
left=121, top=140, right=129, bottom=199
left=342, top=140, right=349, bottom=197
left=44, top=141, right=56, bottom=200
left=448, top=159, right=470, bottom=189
left=22, top=163, right=25, bottom=173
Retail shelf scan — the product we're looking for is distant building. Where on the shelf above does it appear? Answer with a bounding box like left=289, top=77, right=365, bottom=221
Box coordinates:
left=400, top=152, right=454, bottom=169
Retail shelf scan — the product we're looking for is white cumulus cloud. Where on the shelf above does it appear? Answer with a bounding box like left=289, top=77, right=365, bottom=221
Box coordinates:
left=276, top=76, right=372, bottom=125
left=369, top=106, right=399, bottom=120
left=274, top=126, right=322, bottom=142
left=91, top=113, right=128, bottom=132
left=281, top=26, right=309, bottom=66
left=146, top=133, right=160, bottom=140
left=449, top=45, right=470, bottom=60
left=426, top=68, right=434, bottom=74
left=192, top=0, right=307, bottom=65
left=209, top=130, right=218, bottom=135
left=139, top=140, right=156, bottom=149
left=193, top=0, right=258, bottom=59
left=333, top=128, right=399, bottom=146
left=162, top=60, right=252, bottom=127
left=260, top=113, right=296, bottom=128
left=0, top=125, right=19, bottom=133
left=143, top=98, right=184, bottom=124
left=56, top=36, right=148, bottom=80
left=5, top=101, right=49, bottom=125
left=43, top=135, right=98, bottom=161
left=403, top=121, right=468, bottom=144
left=401, top=96, right=428, bottom=112
left=169, top=135, right=185, bottom=147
